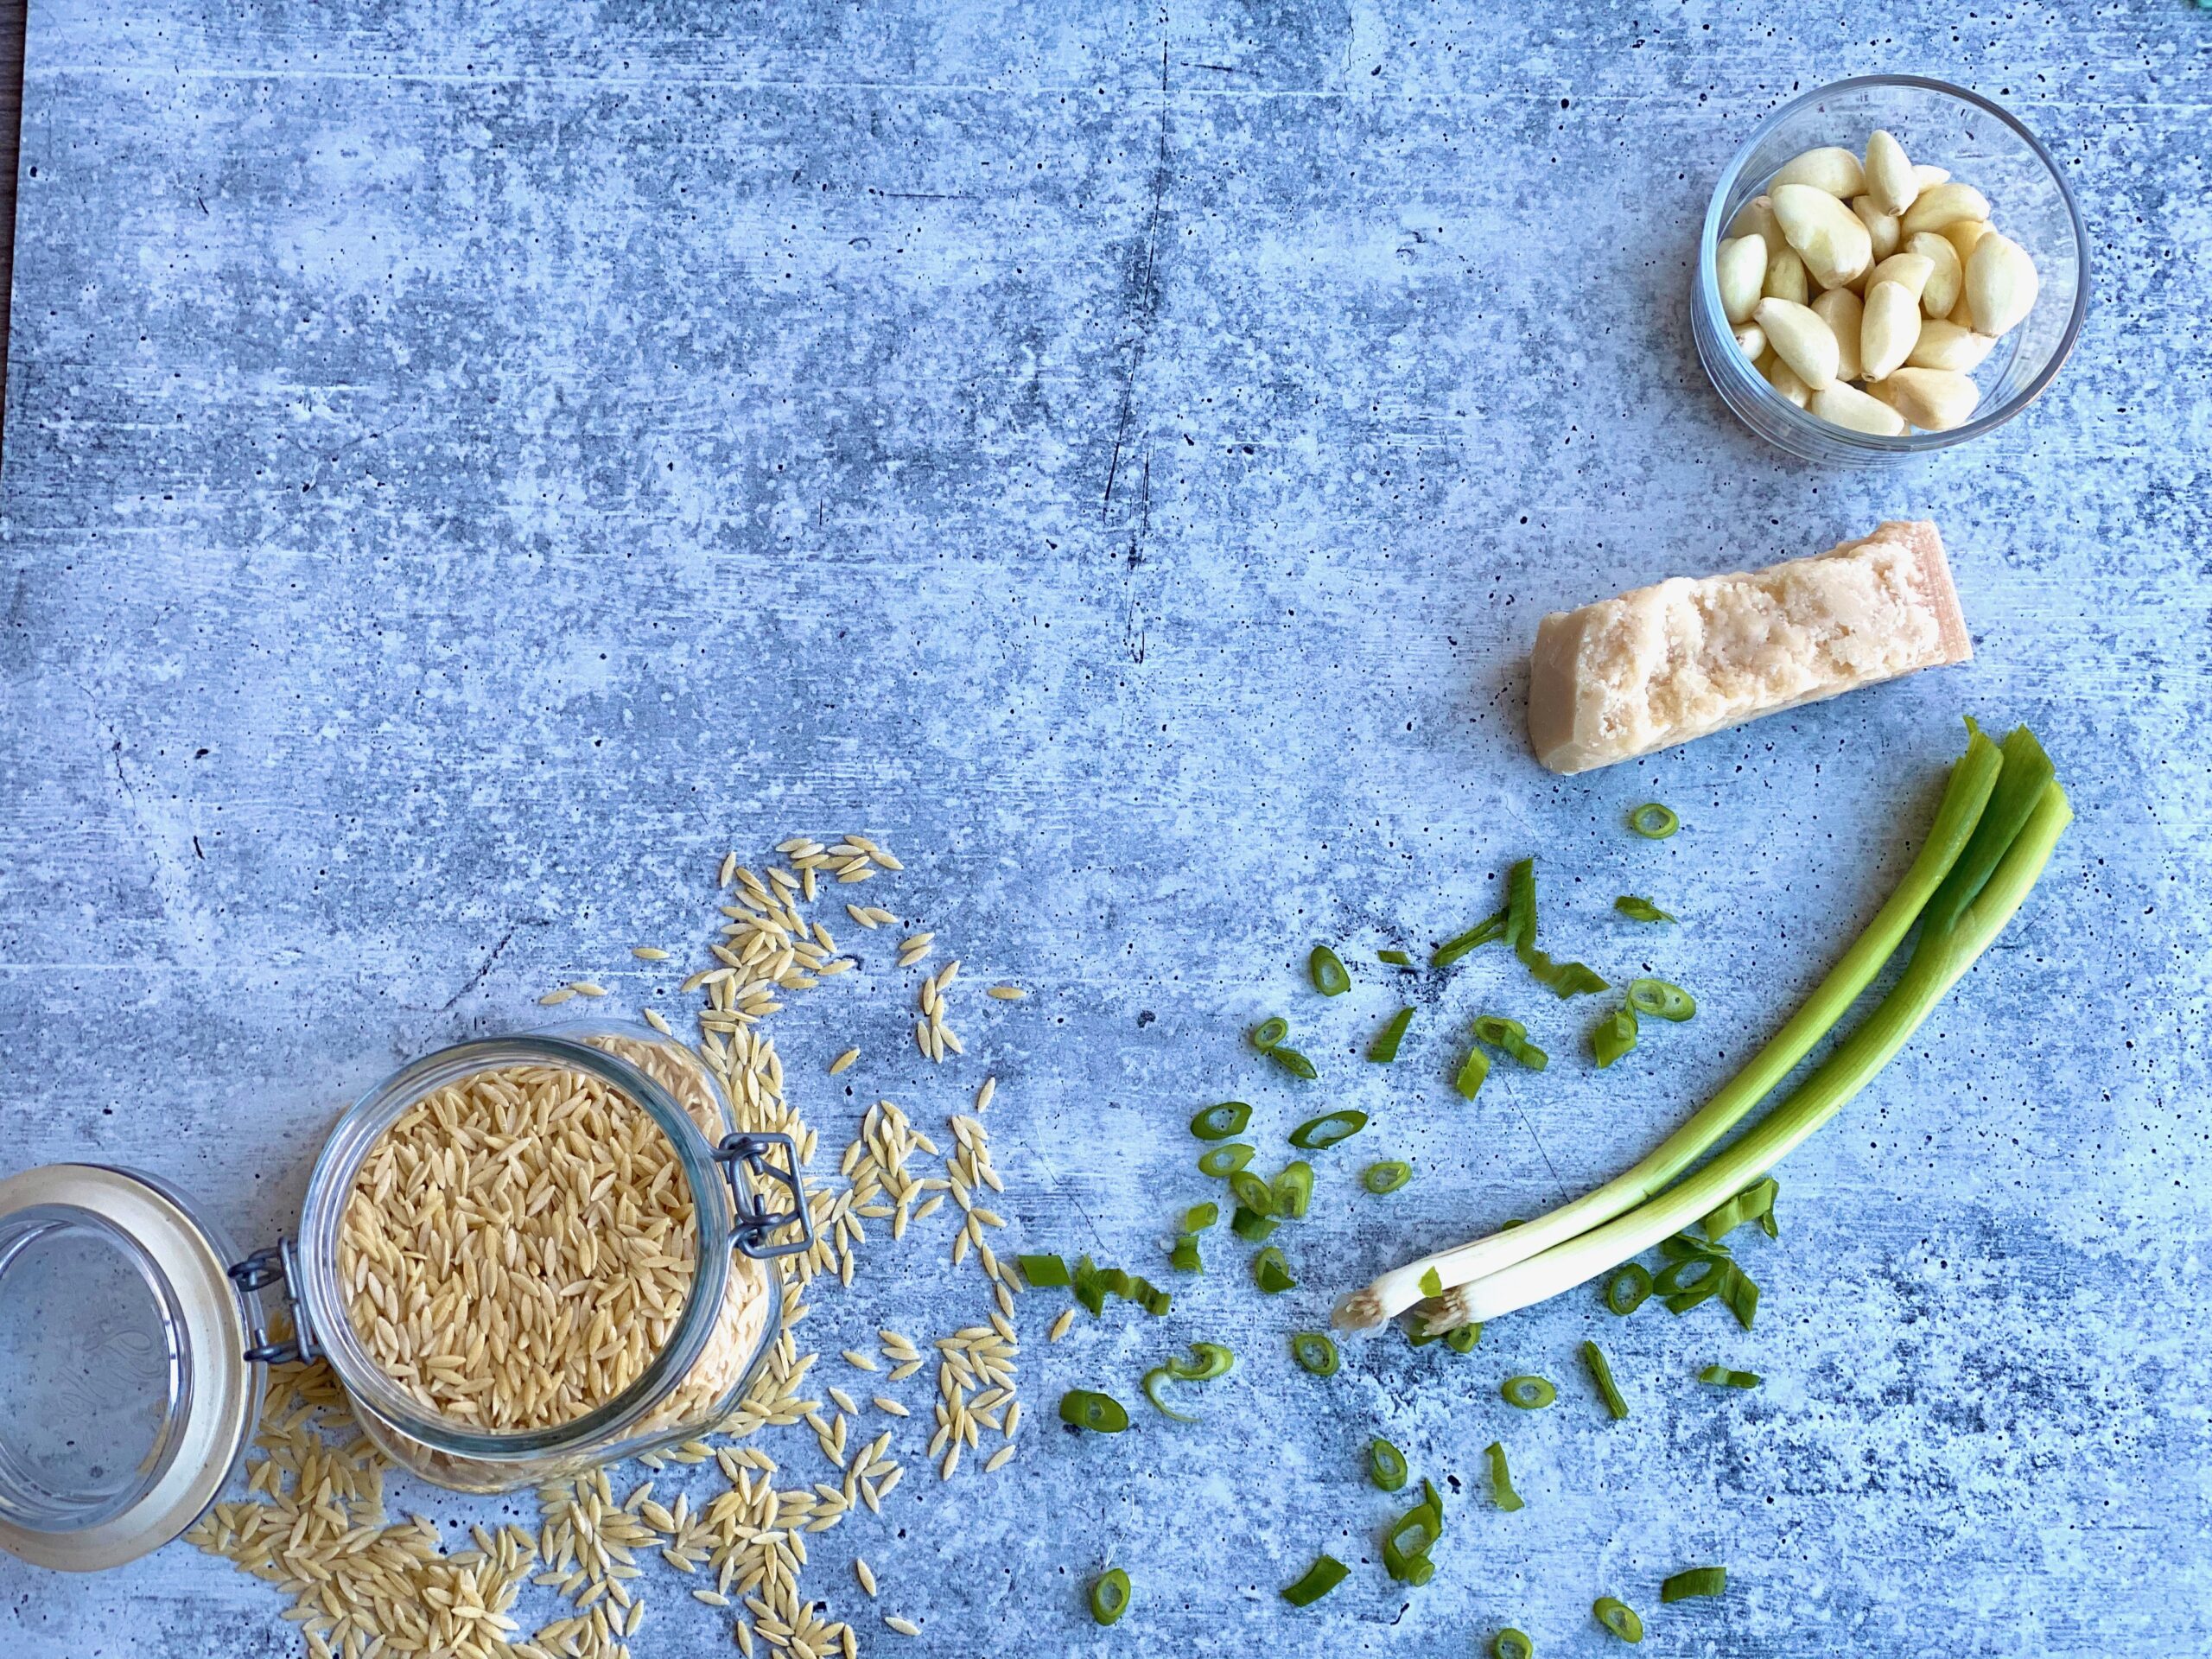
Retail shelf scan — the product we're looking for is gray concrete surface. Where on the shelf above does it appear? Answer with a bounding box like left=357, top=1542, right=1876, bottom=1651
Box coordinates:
left=2, top=3, right=2208, bottom=1655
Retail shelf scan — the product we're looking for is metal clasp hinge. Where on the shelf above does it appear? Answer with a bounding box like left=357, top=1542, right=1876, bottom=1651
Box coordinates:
left=227, top=1237, right=319, bottom=1365
left=712, top=1132, right=815, bottom=1260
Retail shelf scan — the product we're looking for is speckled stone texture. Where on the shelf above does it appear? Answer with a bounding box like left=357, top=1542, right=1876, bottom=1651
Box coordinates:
left=2, top=3, right=2207, bottom=1655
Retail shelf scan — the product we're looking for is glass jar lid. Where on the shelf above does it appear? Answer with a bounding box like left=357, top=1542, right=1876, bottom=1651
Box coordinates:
left=0, top=1165, right=258, bottom=1570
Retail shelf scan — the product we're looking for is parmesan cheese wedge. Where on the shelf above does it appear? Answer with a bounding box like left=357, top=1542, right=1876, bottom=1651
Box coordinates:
left=1527, top=520, right=1971, bottom=775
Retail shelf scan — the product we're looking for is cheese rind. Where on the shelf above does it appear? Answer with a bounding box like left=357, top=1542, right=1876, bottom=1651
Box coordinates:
left=1528, top=521, right=1970, bottom=775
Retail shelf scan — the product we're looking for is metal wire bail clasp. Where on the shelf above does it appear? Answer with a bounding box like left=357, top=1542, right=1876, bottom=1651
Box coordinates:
left=713, top=1132, right=815, bottom=1259
left=227, top=1237, right=319, bottom=1365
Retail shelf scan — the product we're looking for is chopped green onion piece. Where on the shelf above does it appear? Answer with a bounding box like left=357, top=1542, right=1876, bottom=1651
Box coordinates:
left=1134, top=1279, right=1173, bottom=1317
left=1197, top=1143, right=1255, bottom=1178
left=1368, top=1438, right=1409, bottom=1492
left=1183, top=1201, right=1220, bottom=1232
left=1367, top=1006, right=1414, bottom=1063
left=1418, top=1266, right=1444, bottom=1297
left=1471, top=1014, right=1549, bottom=1071
left=1287, top=1109, right=1368, bottom=1150
left=1660, top=1230, right=1732, bottom=1262
left=1700, top=1176, right=1778, bottom=1243
left=1252, top=1247, right=1296, bottom=1294
left=1442, top=1324, right=1479, bottom=1354
left=1018, top=1253, right=1071, bottom=1288
left=1500, top=1374, right=1557, bottom=1410
left=1058, top=1389, right=1128, bottom=1433
left=1071, top=1256, right=1106, bottom=1316
left=1592, top=1596, right=1644, bottom=1643
left=1230, top=1205, right=1278, bottom=1243
left=1189, top=1100, right=1253, bottom=1141
left=1433, top=908, right=1510, bottom=969
left=1592, top=1006, right=1639, bottom=1067
left=1406, top=1315, right=1439, bottom=1347
left=1613, top=895, right=1675, bottom=924
left=1506, top=858, right=1610, bottom=998
left=1281, top=1554, right=1350, bottom=1606
left=1652, top=1255, right=1723, bottom=1298
left=1265, top=1045, right=1319, bottom=1080
left=1140, top=1365, right=1198, bottom=1422
left=1165, top=1342, right=1235, bottom=1382
left=1272, top=1160, right=1314, bottom=1219
left=1228, top=1170, right=1275, bottom=1217
left=1628, top=802, right=1680, bottom=840
left=1363, top=1160, right=1413, bottom=1194
left=1454, top=1045, right=1491, bottom=1099
left=1603, top=1262, right=1652, bottom=1316
left=1377, top=949, right=1414, bottom=967
left=1382, top=1489, right=1444, bottom=1581
left=1089, top=1567, right=1131, bottom=1624
left=1721, top=1264, right=1760, bottom=1330
left=1660, top=1566, right=1726, bottom=1602
left=1699, top=1365, right=1761, bottom=1389
left=1168, top=1234, right=1202, bottom=1274
left=1626, top=977, right=1696, bottom=1021
left=1404, top=1555, right=1436, bottom=1586
left=1493, top=1629, right=1534, bottom=1659
left=1309, top=945, right=1351, bottom=996
left=1484, top=1440, right=1524, bottom=1510
left=1580, top=1339, right=1629, bottom=1421
left=1249, top=1016, right=1289, bottom=1052
left=1289, top=1332, right=1339, bottom=1376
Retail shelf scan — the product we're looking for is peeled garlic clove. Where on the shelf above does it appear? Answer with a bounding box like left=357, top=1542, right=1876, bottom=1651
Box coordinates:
left=1859, top=281, right=1922, bottom=382
left=1764, top=354, right=1813, bottom=409
left=1716, top=233, right=1769, bottom=325
left=1732, top=321, right=1767, bottom=360
left=1913, top=162, right=1951, bottom=189
left=1867, top=251, right=1936, bottom=304
left=1851, top=196, right=1901, bottom=262
left=1906, top=319, right=1997, bottom=373
left=1771, top=183, right=1873, bottom=289
left=1811, top=288, right=1865, bottom=383
left=1942, top=217, right=1992, bottom=270
left=1764, top=244, right=1809, bottom=305
left=1727, top=194, right=1782, bottom=247
left=1964, top=232, right=2038, bottom=338
left=1754, top=296, right=1841, bottom=391
left=1878, top=367, right=1981, bottom=431
left=1863, top=130, right=1919, bottom=218
left=1906, top=232, right=1964, bottom=320
left=1810, top=380, right=1909, bottom=436
left=1900, top=181, right=1991, bottom=237
left=1770, top=145, right=1866, bottom=198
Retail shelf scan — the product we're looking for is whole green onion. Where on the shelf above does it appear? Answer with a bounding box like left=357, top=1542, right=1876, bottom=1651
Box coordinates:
left=1089, top=1567, right=1131, bottom=1624
left=1197, top=1143, right=1255, bottom=1178
left=1249, top=1016, right=1290, bottom=1052
left=1455, top=1046, right=1491, bottom=1099
left=1603, top=1262, right=1652, bottom=1315
left=1309, top=945, right=1351, bottom=996
left=1190, top=1100, right=1253, bottom=1140
left=1493, top=1629, right=1534, bottom=1659
left=1661, top=1565, right=1726, bottom=1602
left=1627, top=978, right=1695, bottom=1021
left=1699, top=1365, right=1761, bottom=1389
left=1252, top=1247, right=1297, bottom=1294
left=1500, top=1375, right=1556, bottom=1410
left=1363, top=1160, right=1413, bottom=1194
left=1580, top=1339, right=1629, bottom=1420
left=1289, top=1332, right=1339, bottom=1376
left=1058, top=1389, right=1128, bottom=1433
left=1265, top=1045, right=1319, bottom=1080
left=1484, top=1440, right=1523, bottom=1511
left=1592, top=1595, right=1644, bottom=1642
left=1288, top=1109, right=1368, bottom=1150
left=1592, top=1007, right=1639, bottom=1067
left=1281, top=1554, right=1349, bottom=1606
left=1613, top=895, right=1675, bottom=924
left=1628, top=802, right=1680, bottom=839
left=1018, top=1253, right=1071, bottom=1288
left=1368, top=1006, right=1414, bottom=1063
left=1368, top=1438, right=1408, bottom=1492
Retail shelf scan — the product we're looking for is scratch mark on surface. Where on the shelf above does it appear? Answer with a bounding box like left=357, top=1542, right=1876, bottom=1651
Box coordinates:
left=1100, top=27, right=1173, bottom=526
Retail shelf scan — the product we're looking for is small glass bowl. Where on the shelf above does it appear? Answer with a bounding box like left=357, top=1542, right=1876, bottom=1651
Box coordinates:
left=1693, top=74, right=2088, bottom=464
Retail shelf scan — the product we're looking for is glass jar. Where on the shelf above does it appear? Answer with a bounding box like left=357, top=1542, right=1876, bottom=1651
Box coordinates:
left=0, top=1024, right=810, bottom=1570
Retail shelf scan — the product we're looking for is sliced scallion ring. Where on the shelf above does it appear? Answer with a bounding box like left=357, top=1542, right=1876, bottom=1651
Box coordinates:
left=1626, top=977, right=1696, bottom=1021
left=1140, top=1365, right=1198, bottom=1423
left=1628, top=801, right=1680, bottom=839
left=1089, top=1567, right=1131, bottom=1624
left=1265, top=1045, right=1319, bottom=1080
left=1228, top=1170, right=1275, bottom=1217
left=1592, top=1596, right=1644, bottom=1642
left=1368, top=1437, right=1408, bottom=1492
left=1309, top=945, right=1351, bottom=996
left=1272, top=1160, right=1314, bottom=1219
left=1167, top=1234, right=1201, bottom=1274
left=1058, top=1389, right=1129, bottom=1433
left=1500, top=1374, right=1557, bottom=1410
left=1442, top=1324, right=1478, bottom=1354
left=1249, top=1015, right=1289, bottom=1052
left=1197, top=1143, right=1255, bottom=1178
left=1581, top=1339, right=1629, bottom=1420
left=1367, top=1006, right=1414, bottom=1063
left=1287, top=1109, right=1368, bottom=1150
left=1699, top=1365, right=1761, bottom=1389
left=1182, top=1201, right=1220, bottom=1232
left=1376, top=949, right=1414, bottom=967
left=1251, top=1246, right=1296, bottom=1294
left=1165, top=1341, right=1234, bottom=1382
left=1362, top=1160, right=1412, bottom=1194
left=1661, top=1565, right=1726, bottom=1602
left=1230, top=1205, right=1277, bottom=1243
left=1484, top=1440, right=1523, bottom=1510
left=1493, top=1628, right=1535, bottom=1659
left=1189, top=1100, right=1253, bottom=1140
left=1281, top=1554, right=1349, bottom=1607
left=1454, top=1045, right=1491, bottom=1099
left=1613, top=894, right=1675, bottom=924
left=1592, top=1006, right=1639, bottom=1067
left=1288, top=1332, right=1339, bottom=1376
left=1603, top=1262, right=1652, bottom=1316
